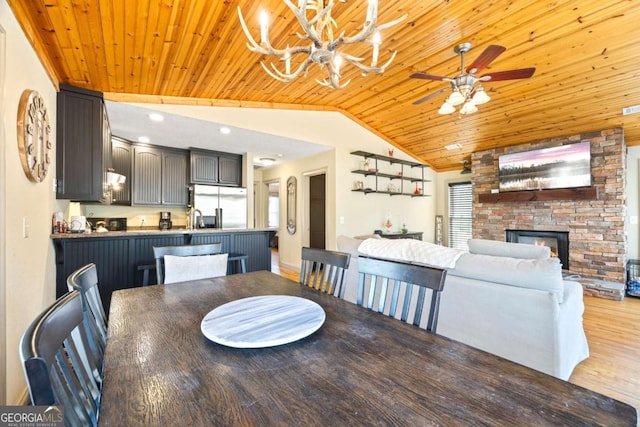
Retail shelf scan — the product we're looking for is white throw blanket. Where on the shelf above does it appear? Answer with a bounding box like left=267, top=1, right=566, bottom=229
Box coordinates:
left=357, top=238, right=465, bottom=269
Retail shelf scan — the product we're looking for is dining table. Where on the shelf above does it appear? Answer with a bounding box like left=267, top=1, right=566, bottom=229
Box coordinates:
left=98, top=270, right=637, bottom=426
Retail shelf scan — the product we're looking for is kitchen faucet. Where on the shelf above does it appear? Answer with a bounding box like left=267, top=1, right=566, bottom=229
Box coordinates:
left=188, top=208, right=205, bottom=229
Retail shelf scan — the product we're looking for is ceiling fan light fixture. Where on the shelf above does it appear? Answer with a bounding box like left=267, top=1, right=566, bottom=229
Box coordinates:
left=447, top=90, right=465, bottom=106
left=459, top=101, right=478, bottom=115
left=438, top=102, right=456, bottom=115
left=472, top=86, right=490, bottom=105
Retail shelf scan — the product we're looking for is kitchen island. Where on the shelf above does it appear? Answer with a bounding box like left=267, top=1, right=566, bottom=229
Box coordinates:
left=52, top=228, right=273, bottom=313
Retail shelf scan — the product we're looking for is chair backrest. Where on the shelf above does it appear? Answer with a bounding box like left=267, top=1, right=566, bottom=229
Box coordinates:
left=153, top=243, right=224, bottom=284
left=357, top=256, right=447, bottom=333
left=299, top=247, right=351, bottom=297
left=20, top=291, right=101, bottom=426
left=67, top=263, right=106, bottom=380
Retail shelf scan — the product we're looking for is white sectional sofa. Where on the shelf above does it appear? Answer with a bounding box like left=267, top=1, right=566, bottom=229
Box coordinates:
left=336, top=235, right=589, bottom=380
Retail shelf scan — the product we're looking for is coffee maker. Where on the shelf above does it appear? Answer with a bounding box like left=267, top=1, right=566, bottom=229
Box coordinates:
left=159, top=211, right=172, bottom=230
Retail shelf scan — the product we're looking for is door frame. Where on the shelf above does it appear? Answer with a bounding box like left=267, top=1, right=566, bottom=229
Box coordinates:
left=301, top=168, right=327, bottom=248
left=0, top=23, right=7, bottom=405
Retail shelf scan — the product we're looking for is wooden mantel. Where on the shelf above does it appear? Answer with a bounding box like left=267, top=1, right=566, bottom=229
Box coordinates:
left=478, top=187, right=598, bottom=203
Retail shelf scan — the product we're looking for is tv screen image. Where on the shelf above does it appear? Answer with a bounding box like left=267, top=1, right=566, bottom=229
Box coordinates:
left=498, top=141, right=591, bottom=192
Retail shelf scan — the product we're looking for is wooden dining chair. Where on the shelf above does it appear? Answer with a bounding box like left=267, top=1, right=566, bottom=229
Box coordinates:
left=20, top=291, right=102, bottom=426
left=153, top=242, right=225, bottom=284
left=299, top=247, right=351, bottom=297
left=67, top=263, right=106, bottom=383
left=357, top=256, right=447, bottom=333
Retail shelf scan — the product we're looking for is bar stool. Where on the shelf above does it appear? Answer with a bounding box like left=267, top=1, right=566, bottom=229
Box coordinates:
left=226, top=253, right=248, bottom=274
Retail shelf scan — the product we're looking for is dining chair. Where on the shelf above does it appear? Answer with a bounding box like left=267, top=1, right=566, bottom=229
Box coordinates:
left=20, top=291, right=102, bottom=427
left=357, top=256, right=447, bottom=333
left=67, top=263, right=106, bottom=383
left=153, top=242, right=225, bottom=284
left=299, top=247, right=351, bottom=297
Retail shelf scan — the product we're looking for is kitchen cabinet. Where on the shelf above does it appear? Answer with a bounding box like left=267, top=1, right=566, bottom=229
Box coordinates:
left=56, top=84, right=111, bottom=201
left=111, top=138, right=131, bottom=205
left=132, top=145, right=188, bottom=206
left=219, top=154, right=242, bottom=186
left=350, top=151, right=431, bottom=197
left=190, top=149, right=242, bottom=186
left=162, top=149, right=189, bottom=205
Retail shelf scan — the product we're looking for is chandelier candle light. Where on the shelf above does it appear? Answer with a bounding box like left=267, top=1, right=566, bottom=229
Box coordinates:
left=238, top=0, right=407, bottom=89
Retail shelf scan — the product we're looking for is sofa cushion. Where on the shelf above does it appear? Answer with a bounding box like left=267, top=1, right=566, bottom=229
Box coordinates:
left=448, top=253, right=564, bottom=302
left=468, top=238, right=550, bottom=259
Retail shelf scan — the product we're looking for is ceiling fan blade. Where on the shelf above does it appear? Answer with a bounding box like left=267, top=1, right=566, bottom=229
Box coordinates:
left=466, top=45, right=506, bottom=73
left=413, top=88, right=448, bottom=105
left=410, top=72, right=448, bottom=81
left=481, top=67, right=536, bottom=81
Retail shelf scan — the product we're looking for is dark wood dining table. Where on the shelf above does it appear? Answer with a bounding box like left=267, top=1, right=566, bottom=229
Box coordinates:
left=99, top=270, right=637, bottom=426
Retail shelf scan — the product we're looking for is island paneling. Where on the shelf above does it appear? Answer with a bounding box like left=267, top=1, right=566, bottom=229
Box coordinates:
left=52, top=229, right=272, bottom=313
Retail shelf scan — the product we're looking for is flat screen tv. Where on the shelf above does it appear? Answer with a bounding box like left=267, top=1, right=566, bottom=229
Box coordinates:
left=498, top=141, right=591, bottom=192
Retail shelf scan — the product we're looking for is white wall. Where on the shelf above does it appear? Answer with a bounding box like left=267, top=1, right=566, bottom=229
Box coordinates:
left=261, top=137, right=436, bottom=270
left=0, top=0, right=67, bottom=404
left=626, top=146, right=640, bottom=259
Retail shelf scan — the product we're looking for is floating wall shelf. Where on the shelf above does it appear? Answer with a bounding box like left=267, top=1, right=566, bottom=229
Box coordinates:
left=350, top=151, right=431, bottom=197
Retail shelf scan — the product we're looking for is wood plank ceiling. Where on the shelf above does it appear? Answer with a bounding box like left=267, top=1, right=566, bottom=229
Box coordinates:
left=8, top=0, right=640, bottom=171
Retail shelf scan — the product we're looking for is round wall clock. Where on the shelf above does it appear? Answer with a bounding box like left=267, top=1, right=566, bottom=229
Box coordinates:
left=17, top=89, right=52, bottom=183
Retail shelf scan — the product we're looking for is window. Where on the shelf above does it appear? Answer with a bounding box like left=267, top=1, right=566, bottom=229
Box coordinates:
left=448, top=182, right=472, bottom=250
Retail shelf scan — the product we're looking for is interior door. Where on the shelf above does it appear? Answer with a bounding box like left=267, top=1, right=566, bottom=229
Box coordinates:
left=309, top=174, right=326, bottom=249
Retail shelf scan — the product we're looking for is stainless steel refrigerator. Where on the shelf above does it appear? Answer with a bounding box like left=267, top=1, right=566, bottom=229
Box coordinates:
left=193, top=185, right=247, bottom=229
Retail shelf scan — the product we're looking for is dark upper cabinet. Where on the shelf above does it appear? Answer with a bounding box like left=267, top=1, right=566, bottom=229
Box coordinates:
left=132, top=145, right=187, bottom=206
left=190, top=149, right=219, bottom=184
left=190, top=149, right=242, bottom=186
left=56, top=85, right=110, bottom=201
left=162, top=149, right=188, bottom=205
left=219, top=154, right=242, bottom=186
left=111, top=138, right=132, bottom=205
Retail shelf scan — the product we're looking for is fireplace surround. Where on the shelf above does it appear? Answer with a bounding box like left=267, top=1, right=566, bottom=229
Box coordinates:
left=506, top=230, right=569, bottom=270
left=472, top=128, right=626, bottom=282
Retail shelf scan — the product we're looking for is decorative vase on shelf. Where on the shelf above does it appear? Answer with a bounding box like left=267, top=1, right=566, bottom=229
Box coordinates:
left=388, top=148, right=394, bottom=157
left=383, top=215, right=392, bottom=231
left=414, top=183, right=421, bottom=195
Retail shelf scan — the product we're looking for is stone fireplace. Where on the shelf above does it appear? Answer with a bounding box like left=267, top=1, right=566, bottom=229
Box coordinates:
left=506, top=230, right=569, bottom=270
left=472, top=128, right=627, bottom=282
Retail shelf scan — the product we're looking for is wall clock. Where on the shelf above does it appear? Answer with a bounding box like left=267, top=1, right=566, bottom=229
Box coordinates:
left=17, top=89, right=52, bottom=183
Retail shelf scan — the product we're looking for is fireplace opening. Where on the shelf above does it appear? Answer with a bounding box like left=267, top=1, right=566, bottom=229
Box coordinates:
left=505, top=230, right=569, bottom=270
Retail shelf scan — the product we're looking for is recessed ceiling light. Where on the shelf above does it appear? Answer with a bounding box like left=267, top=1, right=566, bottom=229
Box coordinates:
left=138, top=136, right=150, bottom=143
left=260, top=158, right=276, bottom=166
left=220, top=127, right=231, bottom=135
left=445, top=143, right=462, bottom=150
left=148, top=113, right=164, bottom=122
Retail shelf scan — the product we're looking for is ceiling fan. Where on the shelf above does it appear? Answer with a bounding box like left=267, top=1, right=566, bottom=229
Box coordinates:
left=410, top=43, right=535, bottom=114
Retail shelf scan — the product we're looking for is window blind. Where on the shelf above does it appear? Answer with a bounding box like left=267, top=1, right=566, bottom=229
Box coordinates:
left=448, top=182, right=472, bottom=250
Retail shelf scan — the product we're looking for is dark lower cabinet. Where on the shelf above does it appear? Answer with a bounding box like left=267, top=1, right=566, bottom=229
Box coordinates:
left=53, top=231, right=272, bottom=314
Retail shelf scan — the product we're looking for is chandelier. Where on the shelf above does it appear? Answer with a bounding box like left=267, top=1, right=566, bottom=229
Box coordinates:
left=237, top=0, right=407, bottom=89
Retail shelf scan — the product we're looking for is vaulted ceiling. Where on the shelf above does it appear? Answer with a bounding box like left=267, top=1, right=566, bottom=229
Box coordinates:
left=8, top=0, right=640, bottom=171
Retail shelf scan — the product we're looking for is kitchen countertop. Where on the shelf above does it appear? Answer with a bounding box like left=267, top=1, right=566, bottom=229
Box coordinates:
left=51, top=228, right=275, bottom=239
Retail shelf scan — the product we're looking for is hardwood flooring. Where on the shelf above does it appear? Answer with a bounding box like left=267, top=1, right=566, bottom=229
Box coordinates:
left=271, top=249, right=640, bottom=411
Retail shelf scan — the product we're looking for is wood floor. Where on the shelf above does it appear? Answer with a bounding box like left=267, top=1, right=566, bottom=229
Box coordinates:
left=271, top=250, right=640, bottom=411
